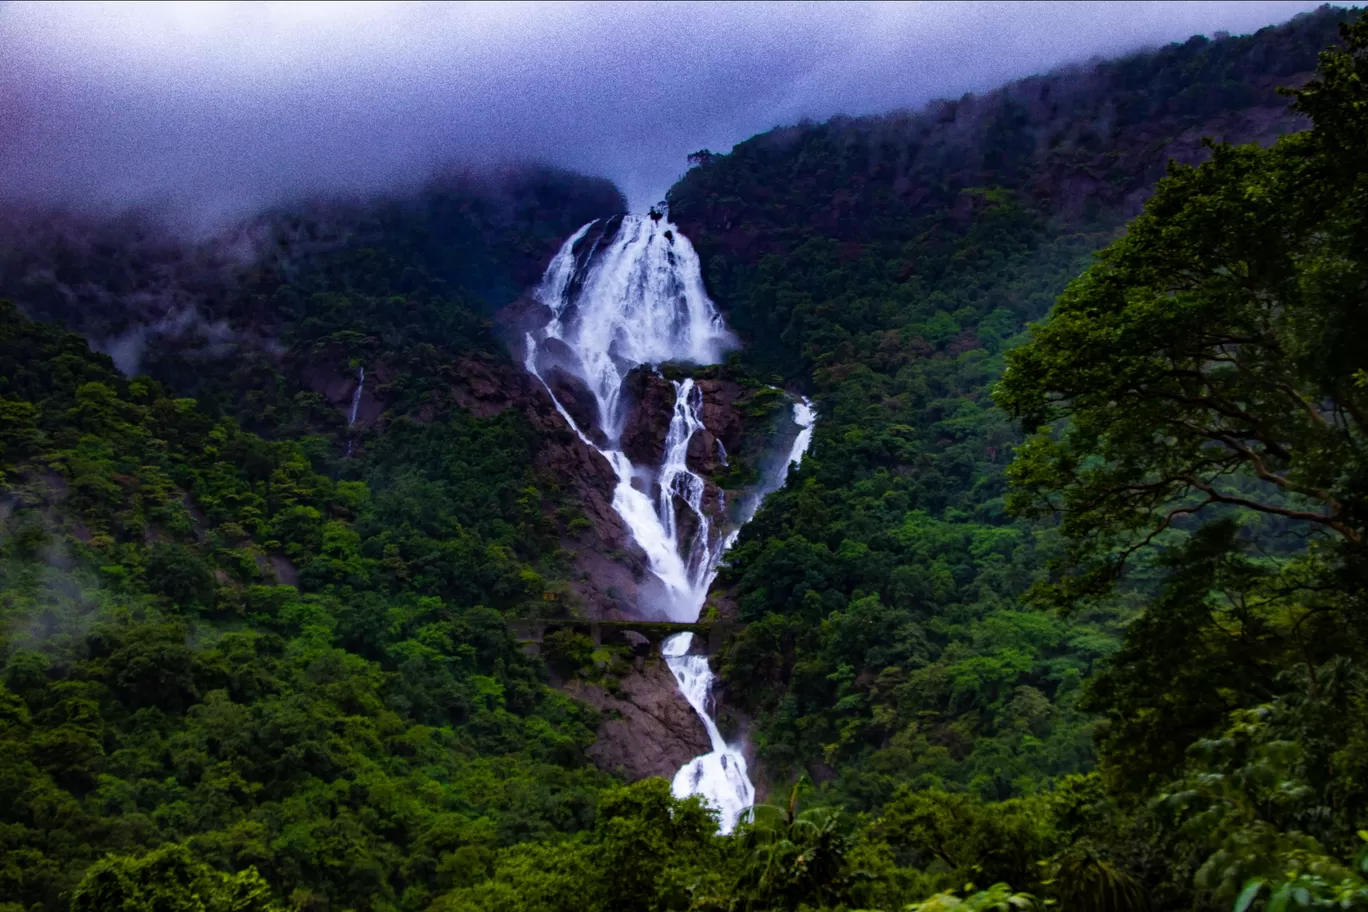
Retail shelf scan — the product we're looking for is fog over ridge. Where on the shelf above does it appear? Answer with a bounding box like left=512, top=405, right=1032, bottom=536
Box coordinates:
left=0, top=0, right=1329, bottom=222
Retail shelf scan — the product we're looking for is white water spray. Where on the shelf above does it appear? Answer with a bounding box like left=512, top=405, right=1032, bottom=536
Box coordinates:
left=345, top=366, right=365, bottom=456
left=525, top=214, right=816, bottom=833
left=659, top=379, right=722, bottom=589
left=527, top=215, right=732, bottom=615
left=788, top=398, right=816, bottom=472
left=664, top=632, right=754, bottom=831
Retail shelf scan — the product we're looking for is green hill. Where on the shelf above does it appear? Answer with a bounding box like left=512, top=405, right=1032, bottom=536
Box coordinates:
left=3, top=7, right=1368, bottom=911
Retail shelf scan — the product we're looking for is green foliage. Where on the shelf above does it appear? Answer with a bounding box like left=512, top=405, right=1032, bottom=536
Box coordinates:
left=0, top=301, right=607, bottom=909
left=663, top=10, right=1348, bottom=809
left=995, top=123, right=1368, bottom=604
left=2, top=10, right=1366, bottom=912
left=70, top=843, right=280, bottom=912
left=994, top=13, right=1368, bottom=912
left=660, top=10, right=1365, bottom=912
left=543, top=629, right=596, bottom=677
left=437, top=779, right=724, bottom=912
left=900, top=883, right=1036, bottom=912
left=729, top=785, right=867, bottom=911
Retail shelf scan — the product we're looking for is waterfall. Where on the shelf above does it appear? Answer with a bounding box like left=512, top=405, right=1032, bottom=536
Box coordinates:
left=525, top=213, right=816, bottom=834
left=345, top=366, right=365, bottom=457
left=526, top=215, right=732, bottom=616
left=658, top=379, right=719, bottom=589
left=722, top=394, right=817, bottom=542
left=663, top=632, right=754, bottom=831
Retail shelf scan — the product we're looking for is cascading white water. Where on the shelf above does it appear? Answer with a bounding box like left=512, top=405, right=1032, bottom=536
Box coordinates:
left=715, top=394, right=817, bottom=557
left=788, top=398, right=816, bottom=473
left=527, top=215, right=733, bottom=616
left=525, top=213, right=816, bottom=834
left=345, top=366, right=365, bottom=456
left=663, top=632, right=754, bottom=830
left=658, top=379, right=721, bottom=589
left=348, top=366, right=366, bottom=426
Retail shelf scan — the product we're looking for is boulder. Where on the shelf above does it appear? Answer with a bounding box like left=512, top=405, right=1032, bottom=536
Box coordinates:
left=621, top=630, right=651, bottom=656
left=618, top=366, right=676, bottom=466
left=565, top=659, right=710, bottom=781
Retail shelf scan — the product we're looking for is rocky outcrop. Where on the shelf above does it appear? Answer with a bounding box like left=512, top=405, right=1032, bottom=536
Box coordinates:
left=614, top=368, right=752, bottom=568
left=300, top=362, right=386, bottom=430
left=618, top=367, right=676, bottom=467
left=445, top=354, right=531, bottom=417
left=537, top=429, right=647, bottom=618
left=473, top=306, right=794, bottom=785
left=565, top=657, right=711, bottom=781
left=689, top=378, right=744, bottom=476
left=459, top=342, right=799, bottom=625
left=544, top=366, right=604, bottom=447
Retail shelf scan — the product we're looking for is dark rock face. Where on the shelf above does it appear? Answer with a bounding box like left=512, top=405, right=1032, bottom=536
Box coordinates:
left=443, top=347, right=781, bottom=628
left=445, top=354, right=528, bottom=417
left=618, top=367, right=676, bottom=466
left=566, top=658, right=710, bottom=781
left=544, top=367, right=604, bottom=445
left=697, top=379, right=743, bottom=449
left=300, top=362, right=386, bottom=430
left=622, top=630, right=651, bottom=656
left=690, top=378, right=743, bottom=476
left=614, top=369, right=748, bottom=573
left=467, top=317, right=779, bottom=781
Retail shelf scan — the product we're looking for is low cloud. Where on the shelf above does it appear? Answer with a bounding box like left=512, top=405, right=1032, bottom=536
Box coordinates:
left=0, top=1, right=1328, bottom=219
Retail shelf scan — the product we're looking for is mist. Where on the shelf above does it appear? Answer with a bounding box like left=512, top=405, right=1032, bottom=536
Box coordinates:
left=0, top=1, right=1330, bottom=221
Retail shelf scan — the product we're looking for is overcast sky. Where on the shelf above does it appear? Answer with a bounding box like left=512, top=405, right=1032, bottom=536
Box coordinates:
left=0, top=1, right=1330, bottom=221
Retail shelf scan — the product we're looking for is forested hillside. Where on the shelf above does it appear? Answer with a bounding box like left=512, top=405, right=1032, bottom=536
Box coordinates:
left=668, top=3, right=1355, bottom=809
left=432, top=18, right=1368, bottom=908
left=0, top=170, right=634, bottom=909
left=3, top=6, right=1368, bottom=912
left=0, top=167, right=623, bottom=440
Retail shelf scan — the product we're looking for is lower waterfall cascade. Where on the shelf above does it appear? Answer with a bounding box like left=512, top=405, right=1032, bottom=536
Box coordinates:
left=663, top=632, right=754, bottom=830
left=524, top=214, right=815, bottom=833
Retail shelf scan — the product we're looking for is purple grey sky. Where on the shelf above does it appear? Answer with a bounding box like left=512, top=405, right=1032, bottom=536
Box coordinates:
left=0, top=1, right=1329, bottom=222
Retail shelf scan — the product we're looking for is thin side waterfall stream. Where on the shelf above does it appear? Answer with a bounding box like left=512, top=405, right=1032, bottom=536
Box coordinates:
left=345, top=366, right=365, bottom=457
left=524, top=214, right=815, bottom=832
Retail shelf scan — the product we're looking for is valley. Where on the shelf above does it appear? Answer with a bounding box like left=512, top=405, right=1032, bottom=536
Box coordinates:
left=1, top=5, right=1367, bottom=911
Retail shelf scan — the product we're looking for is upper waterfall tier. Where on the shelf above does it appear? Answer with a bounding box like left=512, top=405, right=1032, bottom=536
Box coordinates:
left=532, top=215, right=734, bottom=442
left=526, top=214, right=739, bottom=621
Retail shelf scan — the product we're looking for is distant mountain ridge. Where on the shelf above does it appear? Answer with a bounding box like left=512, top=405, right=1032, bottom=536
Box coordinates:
left=672, top=5, right=1350, bottom=259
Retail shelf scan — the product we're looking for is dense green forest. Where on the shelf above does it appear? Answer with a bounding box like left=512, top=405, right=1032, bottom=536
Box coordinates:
left=0, top=173, right=628, bottom=909
left=0, top=306, right=618, bottom=909
left=668, top=3, right=1355, bottom=808
left=3, top=6, right=1368, bottom=912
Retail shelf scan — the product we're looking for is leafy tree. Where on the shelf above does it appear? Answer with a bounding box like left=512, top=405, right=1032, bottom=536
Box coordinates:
left=900, top=883, right=1036, bottom=912
left=664, top=6, right=1352, bottom=811
left=70, top=843, right=279, bottom=912
left=996, top=14, right=1368, bottom=603
left=993, top=15, right=1368, bottom=912
left=730, top=784, right=866, bottom=911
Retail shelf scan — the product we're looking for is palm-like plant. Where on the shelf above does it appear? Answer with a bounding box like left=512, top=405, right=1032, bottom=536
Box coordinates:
left=730, top=781, right=864, bottom=911
left=1049, top=846, right=1148, bottom=912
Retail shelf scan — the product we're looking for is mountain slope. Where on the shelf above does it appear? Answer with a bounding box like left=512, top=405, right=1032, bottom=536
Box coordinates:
left=0, top=302, right=616, bottom=909
left=667, top=4, right=1355, bottom=807
left=2, top=6, right=1366, bottom=910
